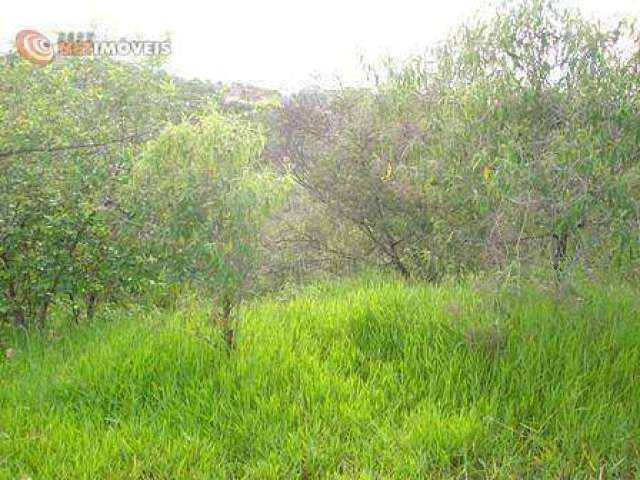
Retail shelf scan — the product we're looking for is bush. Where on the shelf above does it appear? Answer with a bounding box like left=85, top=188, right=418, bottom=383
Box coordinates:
left=267, top=0, right=640, bottom=282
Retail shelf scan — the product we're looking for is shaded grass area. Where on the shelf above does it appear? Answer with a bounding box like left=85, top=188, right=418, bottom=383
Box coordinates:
left=1, top=277, right=639, bottom=478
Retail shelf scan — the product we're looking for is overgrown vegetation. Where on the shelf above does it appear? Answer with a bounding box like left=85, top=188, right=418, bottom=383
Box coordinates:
left=0, top=57, right=280, bottom=328
left=2, top=1, right=639, bottom=328
left=1, top=0, right=639, bottom=477
left=269, top=0, right=640, bottom=282
left=2, top=278, right=639, bottom=477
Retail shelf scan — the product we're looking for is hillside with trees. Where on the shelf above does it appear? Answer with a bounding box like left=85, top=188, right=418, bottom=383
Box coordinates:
left=1, top=1, right=640, bottom=477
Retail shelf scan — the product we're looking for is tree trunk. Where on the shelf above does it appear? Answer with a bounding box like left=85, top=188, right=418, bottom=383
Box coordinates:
left=86, top=292, right=98, bottom=320
left=552, top=231, right=568, bottom=281
left=7, top=281, right=26, bottom=328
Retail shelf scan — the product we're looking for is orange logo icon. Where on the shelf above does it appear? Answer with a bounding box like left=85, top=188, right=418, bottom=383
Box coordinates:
left=15, top=29, right=54, bottom=65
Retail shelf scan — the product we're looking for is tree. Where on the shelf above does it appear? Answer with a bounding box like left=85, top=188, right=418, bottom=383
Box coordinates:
left=129, top=109, right=286, bottom=319
left=270, top=88, right=436, bottom=280
left=267, top=0, right=640, bottom=282
left=0, top=54, right=206, bottom=327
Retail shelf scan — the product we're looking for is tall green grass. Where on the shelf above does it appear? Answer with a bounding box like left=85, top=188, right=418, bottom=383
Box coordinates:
left=1, top=277, right=639, bottom=478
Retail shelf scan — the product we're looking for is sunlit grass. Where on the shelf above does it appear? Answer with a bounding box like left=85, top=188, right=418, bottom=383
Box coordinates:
left=1, top=277, right=639, bottom=478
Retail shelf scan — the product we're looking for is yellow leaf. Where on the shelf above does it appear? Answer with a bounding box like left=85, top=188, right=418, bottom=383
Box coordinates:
left=381, top=163, right=393, bottom=182
left=482, top=165, right=493, bottom=181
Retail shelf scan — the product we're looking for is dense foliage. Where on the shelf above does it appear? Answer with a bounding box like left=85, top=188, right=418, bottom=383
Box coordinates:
left=1, top=1, right=639, bottom=477
left=1, top=57, right=173, bottom=327
left=129, top=111, right=286, bottom=318
left=1, top=0, right=639, bottom=323
left=0, top=56, right=277, bottom=328
left=269, top=0, right=640, bottom=282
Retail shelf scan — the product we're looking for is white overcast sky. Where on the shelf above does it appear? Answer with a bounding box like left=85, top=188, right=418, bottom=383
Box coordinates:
left=2, top=0, right=639, bottom=91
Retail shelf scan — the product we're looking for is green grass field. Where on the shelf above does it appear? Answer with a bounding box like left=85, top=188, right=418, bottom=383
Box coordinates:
left=1, top=277, right=639, bottom=478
